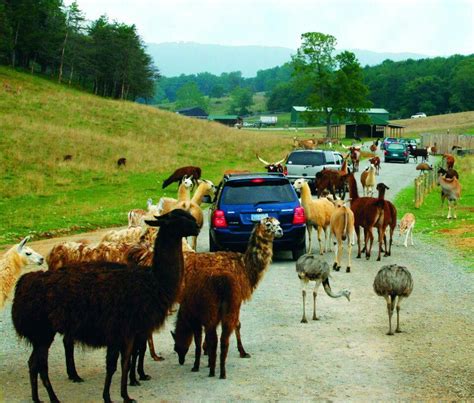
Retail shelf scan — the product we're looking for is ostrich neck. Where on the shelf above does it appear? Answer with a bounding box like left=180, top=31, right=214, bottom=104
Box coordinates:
left=243, top=227, right=274, bottom=291
left=323, top=282, right=346, bottom=299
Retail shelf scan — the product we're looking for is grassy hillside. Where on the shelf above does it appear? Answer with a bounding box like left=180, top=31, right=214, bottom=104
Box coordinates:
left=391, top=112, right=474, bottom=135
left=0, top=67, right=295, bottom=245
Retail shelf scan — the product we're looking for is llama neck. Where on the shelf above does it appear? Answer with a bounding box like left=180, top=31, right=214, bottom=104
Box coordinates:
left=348, top=174, right=359, bottom=201
left=299, top=182, right=313, bottom=208
left=190, top=183, right=208, bottom=205
left=177, top=184, right=191, bottom=202
left=243, top=225, right=274, bottom=291
left=377, top=187, right=386, bottom=200
left=152, top=235, right=184, bottom=302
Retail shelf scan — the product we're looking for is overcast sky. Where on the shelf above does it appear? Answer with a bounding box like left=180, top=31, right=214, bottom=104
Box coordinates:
left=66, top=0, right=473, bottom=56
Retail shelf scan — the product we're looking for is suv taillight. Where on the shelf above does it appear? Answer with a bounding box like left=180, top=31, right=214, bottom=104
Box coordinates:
left=283, top=166, right=288, bottom=175
left=292, top=206, right=306, bottom=224
left=212, top=210, right=228, bottom=228
left=384, top=150, right=388, bottom=155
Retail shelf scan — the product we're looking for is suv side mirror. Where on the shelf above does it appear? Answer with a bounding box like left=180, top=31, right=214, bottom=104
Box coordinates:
left=201, top=195, right=212, bottom=204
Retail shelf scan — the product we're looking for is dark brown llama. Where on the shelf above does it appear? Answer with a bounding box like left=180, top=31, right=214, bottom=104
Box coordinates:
left=63, top=154, right=73, bottom=161
left=171, top=217, right=283, bottom=379
left=314, top=168, right=348, bottom=199
left=375, top=183, right=397, bottom=259
left=117, top=157, right=127, bottom=167
left=12, top=209, right=199, bottom=403
left=162, top=166, right=202, bottom=189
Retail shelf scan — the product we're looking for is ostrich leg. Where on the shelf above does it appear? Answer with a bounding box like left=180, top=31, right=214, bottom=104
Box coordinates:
left=395, top=296, right=404, bottom=333
left=312, top=280, right=322, bottom=320
left=384, top=295, right=394, bottom=335
left=301, top=280, right=308, bottom=323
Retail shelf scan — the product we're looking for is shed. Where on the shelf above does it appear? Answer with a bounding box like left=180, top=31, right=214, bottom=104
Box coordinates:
left=346, top=114, right=405, bottom=139
left=176, top=107, right=208, bottom=119
left=208, top=115, right=243, bottom=127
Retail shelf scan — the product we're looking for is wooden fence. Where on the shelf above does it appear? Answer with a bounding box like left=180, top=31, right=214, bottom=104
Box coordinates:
left=421, top=133, right=474, bottom=154
left=414, top=163, right=442, bottom=208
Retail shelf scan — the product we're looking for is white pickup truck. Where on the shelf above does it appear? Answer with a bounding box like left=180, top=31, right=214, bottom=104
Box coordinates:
left=285, top=149, right=345, bottom=193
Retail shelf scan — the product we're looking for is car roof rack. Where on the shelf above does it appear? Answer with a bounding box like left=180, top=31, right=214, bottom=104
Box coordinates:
left=224, top=172, right=285, bottom=180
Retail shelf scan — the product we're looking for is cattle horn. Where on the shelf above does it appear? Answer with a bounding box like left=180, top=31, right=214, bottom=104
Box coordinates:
left=256, top=154, right=271, bottom=166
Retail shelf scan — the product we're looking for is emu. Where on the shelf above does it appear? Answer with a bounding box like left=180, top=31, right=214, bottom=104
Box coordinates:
left=373, top=264, right=413, bottom=335
left=296, top=254, right=350, bottom=323
left=0, top=237, right=44, bottom=308
left=12, top=209, right=199, bottom=403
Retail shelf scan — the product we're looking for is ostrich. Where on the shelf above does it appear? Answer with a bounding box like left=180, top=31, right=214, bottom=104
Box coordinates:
left=373, top=264, right=414, bottom=335
left=296, top=254, right=351, bottom=323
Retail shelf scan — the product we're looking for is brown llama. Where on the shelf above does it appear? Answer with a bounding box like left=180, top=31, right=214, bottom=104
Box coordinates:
left=171, top=217, right=283, bottom=379
left=117, top=157, right=127, bottom=167
left=314, top=168, right=348, bottom=199
left=443, top=153, right=455, bottom=169
left=376, top=183, right=397, bottom=259
left=369, top=156, right=381, bottom=175
left=162, top=165, right=202, bottom=189
left=347, top=173, right=385, bottom=260
left=12, top=209, right=199, bottom=403
left=63, top=154, right=73, bottom=161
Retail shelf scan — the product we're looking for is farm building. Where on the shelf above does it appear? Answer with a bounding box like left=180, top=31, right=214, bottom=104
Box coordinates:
left=176, top=107, right=208, bottom=119
left=208, top=114, right=243, bottom=127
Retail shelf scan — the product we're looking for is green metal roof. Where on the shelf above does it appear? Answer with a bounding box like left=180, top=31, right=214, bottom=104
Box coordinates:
left=208, top=115, right=240, bottom=120
left=292, top=106, right=389, bottom=114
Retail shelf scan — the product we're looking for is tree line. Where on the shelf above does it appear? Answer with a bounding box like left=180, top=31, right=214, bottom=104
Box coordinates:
left=0, top=0, right=157, bottom=100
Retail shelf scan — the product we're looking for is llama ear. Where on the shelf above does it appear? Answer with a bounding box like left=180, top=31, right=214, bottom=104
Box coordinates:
left=170, top=331, right=176, bottom=341
left=18, top=236, right=30, bottom=251
left=145, top=217, right=165, bottom=227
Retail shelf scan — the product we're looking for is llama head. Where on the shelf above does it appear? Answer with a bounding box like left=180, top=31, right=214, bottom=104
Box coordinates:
left=171, top=330, right=192, bottom=365
left=259, top=217, right=283, bottom=239
left=376, top=183, right=389, bottom=192
left=17, top=236, right=44, bottom=266
left=182, top=175, right=193, bottom=189
left=145, top=209, right=199, bottom=238
left=292, top=178, right=307, bottom=190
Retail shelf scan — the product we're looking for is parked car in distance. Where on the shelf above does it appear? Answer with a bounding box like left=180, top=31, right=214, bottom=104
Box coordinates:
left=209, top=172, right=306, bottom=260
left=399, top=138, right=418, bottom=149
left=384, top=142, right=409, bottom=163
left=284, top=150, right=344, bottom=193
left=411, top=112, right=427, bottom=119
left=381, top=137, right=399, bottom=150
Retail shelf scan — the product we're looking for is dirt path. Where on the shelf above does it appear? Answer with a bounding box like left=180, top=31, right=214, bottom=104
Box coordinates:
left=1, top=150, right=473, bottom=401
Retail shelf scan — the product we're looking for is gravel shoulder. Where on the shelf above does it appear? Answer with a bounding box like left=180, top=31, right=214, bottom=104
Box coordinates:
left=1, top=150, right=473, bottom=401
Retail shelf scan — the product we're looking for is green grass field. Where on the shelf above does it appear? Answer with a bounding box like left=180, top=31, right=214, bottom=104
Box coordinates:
left=394, top=155, right=473, bottom=271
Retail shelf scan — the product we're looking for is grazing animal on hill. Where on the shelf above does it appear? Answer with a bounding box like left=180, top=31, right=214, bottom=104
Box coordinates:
left=162, top=166, right=202, bottom=189
left=443, top=153, right=455, bottom=169
left=416, top=163, right=432, bottom=174
left=369, top=156, right=381, bottom=175
left=361, top=164, right=377, bottom=196
left=12, top=209, right=199, bottom=403
left=293, top=178, right=335, bottom=255
left=293, top=137, right=318, bottom=150
left=0, top=237, right=44, bottom=308
left=373, top=264, right=413, bottom=335
left=256, top=154, right=287, bottom=173
left=63, top=154, right=73, bottom=161
left=117, top=157, right=127, bottom=167
left=330, top=199, right=355, bottom=273
left=347, top=173, right=385, bottom=260
left=296, top=254, right=350, bottom=323
left=437, top=175, right=462, bottom=219
left=398, top=213, right=415, bottom=248
left=314, top=168, right=348, bottom=200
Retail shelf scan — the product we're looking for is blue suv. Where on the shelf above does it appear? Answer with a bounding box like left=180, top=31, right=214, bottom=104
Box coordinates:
left=208, top=172, right=306, bottom=260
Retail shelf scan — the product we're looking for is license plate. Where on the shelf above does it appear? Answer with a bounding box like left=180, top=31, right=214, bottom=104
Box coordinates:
left=392, top=153, right=398, bottom=156
left=251, top=213, right=268, bottom=222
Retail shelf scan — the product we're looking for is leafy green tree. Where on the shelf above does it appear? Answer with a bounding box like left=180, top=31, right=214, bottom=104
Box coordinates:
left=210, top=84, right=225, bottom=98
left=0, top=0, right=12, bottom=64
left=227, top=87, right=254, bottom=115
left=175, top=82, right=209, bottom=111
left=450, top=58, right=474, bottom=111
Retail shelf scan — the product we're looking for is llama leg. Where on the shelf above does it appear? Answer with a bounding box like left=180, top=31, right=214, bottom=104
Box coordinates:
left=300, top=280, right=308, bottom=323
left=37, top=344, right=59, bottom=403
left=103, top=346, right=120, bottom=403
left=453, top=201, right=457, bottom=219
left=219, top=324, right=232, bottom=379
left=447, top=202, right=452, bottom=219
left=410, top=225, right=414, bottom=246
left=120, top=339, right=135, bottom=403
left=356, top=226, right=362, bottom=258
left=64, top=335, right=83, bottom=382
left=205, top=328, right=218, bottom=377
left=333, top=237, right=340, bottom=271
left=235, top=321, right=250, bottom=358
left=336, top=238, right=342, bottom=271
left=404, top=229, right=409, bottom=248
left=192, top=325, right=202, bottom=372
left=385, top=295, right=394, bottom=336
left=137, top=336, right=151, bottom=381
left=346, top=236, right=352, bottom=273
left=148, top=335, right=164, bottom=361
left=306, top=226, right=312, bottom=253
left=129, top=343, right=140, bottom=386
left=383, top=228, right=389, bottom=257
left=395, top=296, right=404, bottom=333
left=317, top=226, right=324, bottom=255
left=312, top=280, right=321, bottom=320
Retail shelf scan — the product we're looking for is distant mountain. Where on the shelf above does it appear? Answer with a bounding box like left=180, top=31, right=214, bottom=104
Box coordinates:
left=146, top=42, right=428, bottom=77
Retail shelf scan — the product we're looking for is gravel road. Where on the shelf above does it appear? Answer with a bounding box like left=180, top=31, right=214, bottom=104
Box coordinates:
left=1, top=149, right=473, bottom=402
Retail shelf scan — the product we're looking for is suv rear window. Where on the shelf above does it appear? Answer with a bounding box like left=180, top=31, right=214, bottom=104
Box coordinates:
left=287, top=151, right=324, bottom=165
left=222, top=180, right=295, bottom=204
left=388, top=143, right=405, bottom=150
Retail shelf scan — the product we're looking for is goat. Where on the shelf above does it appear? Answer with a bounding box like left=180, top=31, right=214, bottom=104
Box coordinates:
left=369, top=156, right=381, bottom=175
left=330, top=199, right=355, bottom=272
left=360, top=164, right=377, bottom=196
left=347, top=173, right=385, bottom=260
left=117, top=157, right=127, bottom=167
left=293, top=178, right=335, bottom=255
left=127, top=198, right=161, bottom=228
left=296, top=254, right=350, bottom=322
left=437, top=175, right=462, bottom=219
left=0, top=237, right=44, bottom=308
left=12, top=209, right=200, bottom=403
left=416, top=163, right=432, bottom=174
left=256, top=153, right=287, bottom=173
left=162, top=165, right=201, bottom=189
left=443, top=153, right=455, bottom=169
left=398, top=213, right=415, bottom=248
left=63, top=154, right=73, bottom=161
left=314, top=168, right=348, bottom=200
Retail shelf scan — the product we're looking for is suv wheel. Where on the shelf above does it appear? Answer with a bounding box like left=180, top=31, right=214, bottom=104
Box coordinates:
left=209, top=231, right=219, bottom=252
left=292, top=242, right=306, bottom=261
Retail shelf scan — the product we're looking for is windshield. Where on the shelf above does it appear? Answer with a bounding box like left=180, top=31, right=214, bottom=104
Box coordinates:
left=287, top=152, right=324, bottom=166
left=222, top=180, right=296, bottom=204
